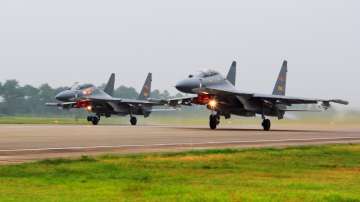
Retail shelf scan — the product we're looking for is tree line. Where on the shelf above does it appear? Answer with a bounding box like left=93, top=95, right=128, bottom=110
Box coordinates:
left=0, top=80, right=183, bottom=116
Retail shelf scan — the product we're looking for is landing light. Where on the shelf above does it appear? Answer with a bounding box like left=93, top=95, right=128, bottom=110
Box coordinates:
left=86, top=105, right=92, bottom=112
left=208, top=100, right=217, bottom=109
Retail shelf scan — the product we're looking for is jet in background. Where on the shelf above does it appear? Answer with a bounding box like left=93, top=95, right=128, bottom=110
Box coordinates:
left=47, top=73, right=169, bottom=125
left=173, top=61, right=349, bottom=131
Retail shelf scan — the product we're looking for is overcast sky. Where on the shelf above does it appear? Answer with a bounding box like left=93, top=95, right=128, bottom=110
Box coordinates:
left=0, top=0, right=359, bottom=108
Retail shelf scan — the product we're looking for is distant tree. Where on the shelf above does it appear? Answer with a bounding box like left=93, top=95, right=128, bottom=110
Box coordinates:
left=0, top=80, right=25, bottom=115
left=173, top=93, right=184, bottom=98
left=98, top=83, right=106, bottom=90
left=150, top=89, right=161, bottom=99
left=1, top=80, right=21, bottom=97
left=22, top=85, right=39, bottom=98
left=0, top=79, right=183, bottom=116
left=114, top=86, right=138, bottom=99
left=161, top=90, right=171, bottom=99
left=38, top=84, right=56, bottom=102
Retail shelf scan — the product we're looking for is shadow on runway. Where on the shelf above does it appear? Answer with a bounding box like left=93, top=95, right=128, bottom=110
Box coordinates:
left=172, top=127, right=340, bottom=133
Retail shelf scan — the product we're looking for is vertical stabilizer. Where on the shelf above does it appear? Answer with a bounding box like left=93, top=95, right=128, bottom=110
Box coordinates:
left=138, top=73, right=152, bottom=100
left=272, top=60, right=288, bottom=96
left=226, top=61, right=237, bottom=86
left=104, top=73, right=115, bottom=96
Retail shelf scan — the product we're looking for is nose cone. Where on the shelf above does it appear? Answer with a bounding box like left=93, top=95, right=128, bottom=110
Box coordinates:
left=175, top=79, right=200, bottom=94
left=55, top=91, right=75, bottom=102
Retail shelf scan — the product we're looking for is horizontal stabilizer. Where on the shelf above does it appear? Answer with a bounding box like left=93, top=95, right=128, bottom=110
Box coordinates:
left=329, top=99, right=349, bottom=105
left=281, top=109, right=322, bottom=112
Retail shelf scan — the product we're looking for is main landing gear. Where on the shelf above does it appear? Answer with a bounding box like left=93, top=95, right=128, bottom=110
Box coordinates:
left=130, top=116, right=137, bottom=126
left=87, top=115, right=100, bottom=125
left=209, top=114, right=220, bottom=130
left=261, top=118, right=271, bottom=131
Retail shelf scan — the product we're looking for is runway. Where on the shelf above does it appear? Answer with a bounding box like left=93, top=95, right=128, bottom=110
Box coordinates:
left=0, top=125, right=360, bottom=164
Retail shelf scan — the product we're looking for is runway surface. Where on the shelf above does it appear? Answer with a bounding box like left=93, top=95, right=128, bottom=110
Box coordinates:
left=0, top=125, right=360, bottom=164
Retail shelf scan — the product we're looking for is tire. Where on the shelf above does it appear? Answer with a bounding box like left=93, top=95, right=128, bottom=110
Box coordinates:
left=209, top=115, right=219, bottom=130
left=262, top=119, right=271, bottom=131
left=130, top=117, right=137, bottom=126
left=91, top=117, right=99, bottom=125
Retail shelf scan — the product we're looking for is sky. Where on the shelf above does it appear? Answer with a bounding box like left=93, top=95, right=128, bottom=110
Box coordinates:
left=0, top=0, right=359, bottom=108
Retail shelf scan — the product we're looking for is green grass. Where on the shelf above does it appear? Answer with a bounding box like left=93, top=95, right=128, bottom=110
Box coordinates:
left=1, top=145, right=360, bottom=201
left=0, top=116, right=88, bottom=125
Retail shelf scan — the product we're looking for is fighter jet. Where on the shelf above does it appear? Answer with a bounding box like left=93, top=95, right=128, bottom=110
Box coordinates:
left=173, top=60, right=349, bottom=131
left=47, top=73, right=169, bottom=125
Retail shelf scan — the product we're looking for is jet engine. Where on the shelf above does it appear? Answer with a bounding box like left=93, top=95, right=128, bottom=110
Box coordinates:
left=75, top=100, right=92, bottom=109
left=192, top=94, right=214, bottom=105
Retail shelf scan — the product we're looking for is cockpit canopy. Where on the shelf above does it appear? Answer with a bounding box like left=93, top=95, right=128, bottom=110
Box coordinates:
left=190, top=70, right=220, bottom=79
left=71, top=84, right=95, bottom=91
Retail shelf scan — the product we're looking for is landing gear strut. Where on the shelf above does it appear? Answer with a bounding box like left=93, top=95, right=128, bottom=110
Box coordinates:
left=262, top=118, right=271, bottom=131
left=209, top=114, right=220, bottom=130
left=130, top=116, right=137, bottom=126
left=87, top=115, right=100, bottom=125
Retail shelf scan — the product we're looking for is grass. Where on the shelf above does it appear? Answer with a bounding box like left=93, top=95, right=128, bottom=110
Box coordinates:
left=0, top=116, right=88, bottom=125
left=1, top=145, right=360, bottom=201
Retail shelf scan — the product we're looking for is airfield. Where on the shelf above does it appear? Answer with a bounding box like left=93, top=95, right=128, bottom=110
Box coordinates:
left=1, top=124, right=360, bottom=164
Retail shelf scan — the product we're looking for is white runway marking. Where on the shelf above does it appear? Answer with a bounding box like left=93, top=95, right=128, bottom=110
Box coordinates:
left=1, top=137, right=359, bottom=153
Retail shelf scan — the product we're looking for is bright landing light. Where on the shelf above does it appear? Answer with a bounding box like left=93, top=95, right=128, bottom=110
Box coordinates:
left=86, top=105, right=92, bottom=112
left=208, top=100, right=217, bottom=109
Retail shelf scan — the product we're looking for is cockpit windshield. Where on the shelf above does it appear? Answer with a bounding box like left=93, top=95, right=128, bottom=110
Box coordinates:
left=196, top=70, right=220, bottom=78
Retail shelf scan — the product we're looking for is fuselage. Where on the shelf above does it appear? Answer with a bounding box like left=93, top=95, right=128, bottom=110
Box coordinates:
left=175, top=71, right=284, bottom=118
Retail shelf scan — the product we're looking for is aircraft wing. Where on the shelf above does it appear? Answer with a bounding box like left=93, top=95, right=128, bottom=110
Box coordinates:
left=121, top=98, right=164, bottom=105
left=85, top=96, right=165, bottom=106
left=167, top=95, right=198, bottom=106
left=252, top=94, right=349, bottom=106
left=45, top=102, right=77, bottom=108
left=147, top=108, right=178, bottom=112
left=199, top=85, right=253, bottom=97
left=199, top=86, right=349, bottom=106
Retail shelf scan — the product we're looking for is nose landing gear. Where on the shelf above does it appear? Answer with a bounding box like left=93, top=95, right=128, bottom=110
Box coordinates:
left=209, top=114, right=220, bottom=130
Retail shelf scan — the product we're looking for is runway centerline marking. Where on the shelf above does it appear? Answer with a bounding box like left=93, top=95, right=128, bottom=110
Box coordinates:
left=1, top=137, right=359, bottom=153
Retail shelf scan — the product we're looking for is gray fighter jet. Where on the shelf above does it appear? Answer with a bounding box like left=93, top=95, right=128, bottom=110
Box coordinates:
left=47, top=73, right=169, bottom=125
left=173, top=60, right=349, bottom=131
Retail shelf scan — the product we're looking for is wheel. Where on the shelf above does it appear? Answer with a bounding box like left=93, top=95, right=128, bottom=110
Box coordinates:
left=209, top=115, right=219, bottom=130
left=91, top=116, right=99, bottom=125
left=130, top=117, right=137, bottom=126
left=262, top=119, right=271, bottom=131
